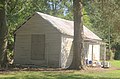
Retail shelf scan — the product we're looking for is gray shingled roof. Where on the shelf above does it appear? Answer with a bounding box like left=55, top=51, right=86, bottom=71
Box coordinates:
left=37, top=12, right=102, bottom=41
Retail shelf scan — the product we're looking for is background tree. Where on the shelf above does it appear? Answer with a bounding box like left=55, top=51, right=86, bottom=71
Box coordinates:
left=88, top=0, right=120, bottom=60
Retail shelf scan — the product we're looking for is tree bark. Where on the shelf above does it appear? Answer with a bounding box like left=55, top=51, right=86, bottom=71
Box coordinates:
left=68, top=0, right=84, bottom=70
left=0, top=0, right=8, bottom=68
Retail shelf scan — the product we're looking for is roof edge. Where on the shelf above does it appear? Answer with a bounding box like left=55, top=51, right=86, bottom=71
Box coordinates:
left=14, top=13, right=36, bottom=34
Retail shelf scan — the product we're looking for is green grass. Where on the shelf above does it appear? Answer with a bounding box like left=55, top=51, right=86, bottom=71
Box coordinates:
left=0, top=60, right=120, bottom=79
left=1, top=71, right=120, bottom=79
left=109, top=60, right=120, bottom=68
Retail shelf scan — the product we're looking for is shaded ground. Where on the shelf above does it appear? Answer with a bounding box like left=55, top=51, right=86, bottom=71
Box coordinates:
left=1, top=65, right=118, bottom=72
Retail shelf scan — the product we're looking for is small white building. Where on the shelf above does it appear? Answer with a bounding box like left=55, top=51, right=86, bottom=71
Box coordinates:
left=14, top=12, right=103, bottom=68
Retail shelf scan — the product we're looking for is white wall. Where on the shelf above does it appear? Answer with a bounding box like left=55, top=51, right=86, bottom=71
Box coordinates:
left=87, top=44, right=92, bottom=61
left=87, top=44, right=100, bottom=62
left=93, top=45, right=100, bottom=61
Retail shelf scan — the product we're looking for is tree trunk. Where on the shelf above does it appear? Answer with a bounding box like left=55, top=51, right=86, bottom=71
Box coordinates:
left=0, top=0, right=8, bottom=68
left=68, top=0, right=84, bottom=70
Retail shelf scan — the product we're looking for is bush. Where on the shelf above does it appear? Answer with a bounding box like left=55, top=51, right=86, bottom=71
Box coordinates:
left=114, top=50, right=120, bottom=60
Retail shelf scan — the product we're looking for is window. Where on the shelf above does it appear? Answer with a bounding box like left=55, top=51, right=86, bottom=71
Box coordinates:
left=31, top=34, right=45, bottom=60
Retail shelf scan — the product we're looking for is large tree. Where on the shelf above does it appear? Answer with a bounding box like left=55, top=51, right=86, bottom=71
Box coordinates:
left=68, top=0, right=84, bottom=70
left=0, top=0, right=8, bottom=68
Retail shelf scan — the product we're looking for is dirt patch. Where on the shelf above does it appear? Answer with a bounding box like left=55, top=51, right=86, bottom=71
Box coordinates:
left=80, top=66, right=119, bottom=73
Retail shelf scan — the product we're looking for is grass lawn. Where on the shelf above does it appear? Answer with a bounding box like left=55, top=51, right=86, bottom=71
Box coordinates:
left=0, top=60, right=120, bottom=79
left=109, top=60, right=120, bottom=68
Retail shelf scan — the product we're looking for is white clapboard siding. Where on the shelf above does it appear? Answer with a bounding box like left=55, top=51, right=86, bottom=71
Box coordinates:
left=14, top=35, right=31, bottom=64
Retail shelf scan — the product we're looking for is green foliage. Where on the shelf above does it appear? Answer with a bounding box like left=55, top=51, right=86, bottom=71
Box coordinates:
left=84, top=0, right=120, bottom=39
left=114, top=51, right=120, bottom=60
left=112, top=43, right=120, bottom=60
